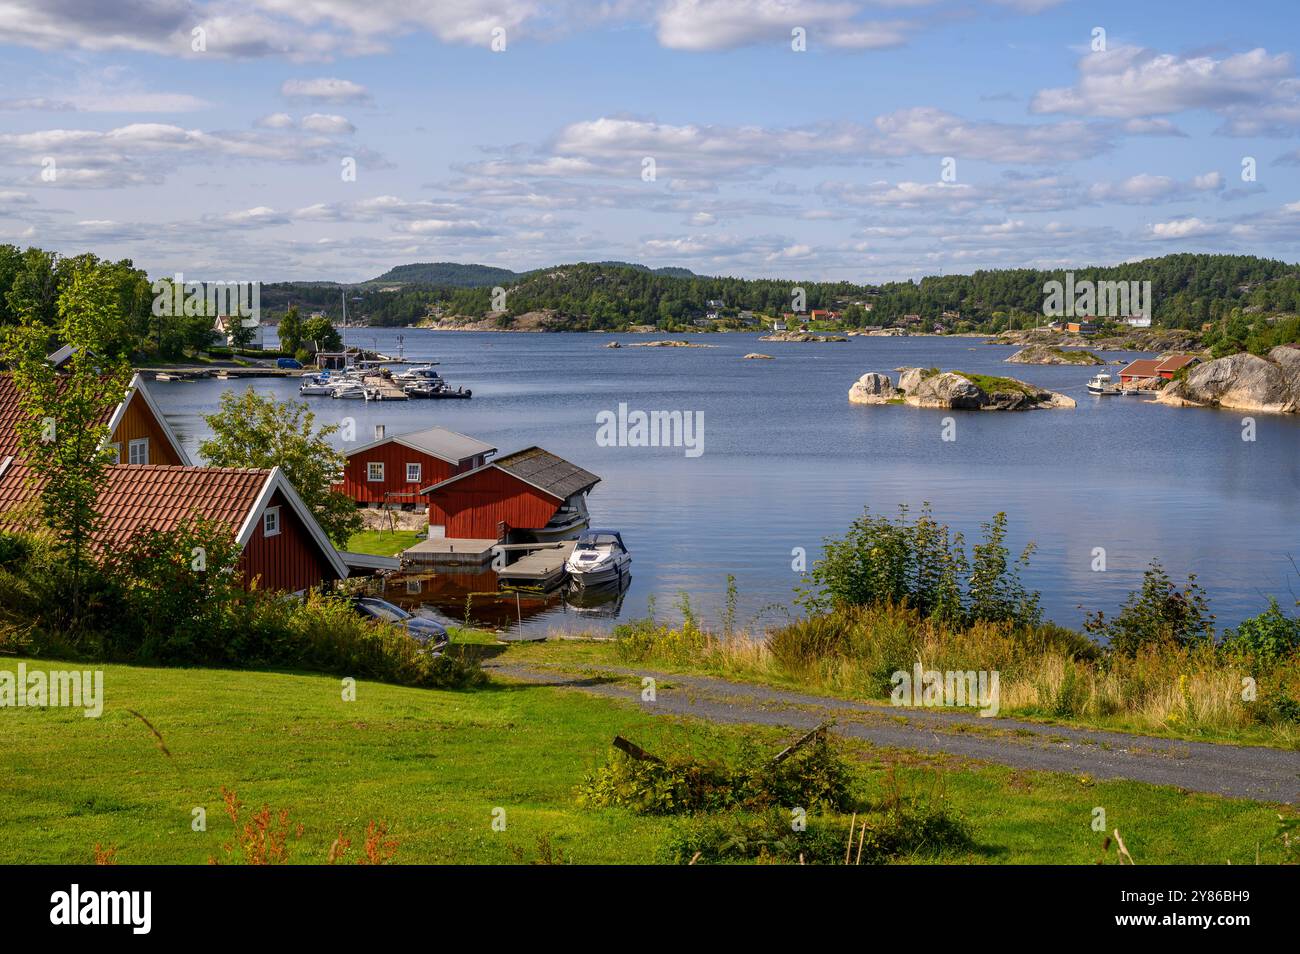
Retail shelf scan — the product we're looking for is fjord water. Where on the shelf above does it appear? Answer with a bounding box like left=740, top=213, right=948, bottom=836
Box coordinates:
left=151, top=330, right=1300, bottom=633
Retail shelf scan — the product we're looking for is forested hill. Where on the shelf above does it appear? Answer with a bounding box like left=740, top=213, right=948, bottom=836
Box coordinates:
left=366, top=262, right=519, bottom=286
left=403, top=254, right=1300, bottom=330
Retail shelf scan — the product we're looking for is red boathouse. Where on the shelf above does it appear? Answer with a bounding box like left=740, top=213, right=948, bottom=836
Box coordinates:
left=335, top=425, right=497, bottom=509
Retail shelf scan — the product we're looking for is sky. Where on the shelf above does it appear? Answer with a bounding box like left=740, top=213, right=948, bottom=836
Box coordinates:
left=1, top=0, right=1299, bottom=284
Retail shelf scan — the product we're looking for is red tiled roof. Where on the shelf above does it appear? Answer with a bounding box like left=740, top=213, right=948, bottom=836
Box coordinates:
left=0, top=464, right=271, bottom=544
left=1155, top=354, right=1198, bottom=373
left=1118, top=358, right=1161, bottom=378
left=0, top=373, right=122, bottom=459
left=93, top=465, right=271, bottom=545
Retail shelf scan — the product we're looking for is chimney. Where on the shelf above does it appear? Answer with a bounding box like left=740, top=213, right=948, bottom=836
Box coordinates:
left=374, top=424, right=385, bottom=440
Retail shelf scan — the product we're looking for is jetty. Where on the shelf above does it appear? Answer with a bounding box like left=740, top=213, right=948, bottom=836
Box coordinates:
left=496, top=541, right=576, bottom=589
left=399, top=538, right=576, bottom=589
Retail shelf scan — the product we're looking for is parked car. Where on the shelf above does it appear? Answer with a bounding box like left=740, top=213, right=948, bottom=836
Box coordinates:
left=351, top=597, right=449, bottom=650
left=276, top=357, right=303, bottom=369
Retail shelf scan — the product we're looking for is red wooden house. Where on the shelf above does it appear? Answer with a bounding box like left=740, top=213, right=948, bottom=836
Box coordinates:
left=335, top=425, right=497, bottom=509
left=1118, top=355, right=1200, bottom=385
left=421, top=447, right=600, bottom=543
left=93, top=465, right=349, bottom=593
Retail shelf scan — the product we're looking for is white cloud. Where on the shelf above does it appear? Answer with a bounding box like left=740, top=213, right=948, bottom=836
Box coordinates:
left=300, top=113, right=355, bottom=134
left=280, top=78, right=371, bottom=103
left=1033, top=46, right=1300, bottom=135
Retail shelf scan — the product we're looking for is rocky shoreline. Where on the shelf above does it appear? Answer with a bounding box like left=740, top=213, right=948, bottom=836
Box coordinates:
left=1157, top=345, right=1300, bottom=414
left=849, top=367, right=1075, bottom=410
left=1005, top=344, right=1103, bottom=365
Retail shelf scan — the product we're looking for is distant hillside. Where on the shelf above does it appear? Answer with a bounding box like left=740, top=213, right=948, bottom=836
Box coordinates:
left=366, top=260, right=700, bottom=286
left=367, top=262, right=519, bottom=287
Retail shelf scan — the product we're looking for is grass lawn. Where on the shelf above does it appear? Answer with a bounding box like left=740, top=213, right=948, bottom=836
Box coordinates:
left=345, top=529, right=425, bottom=557
left=0, top=656, right=1290, bottom=865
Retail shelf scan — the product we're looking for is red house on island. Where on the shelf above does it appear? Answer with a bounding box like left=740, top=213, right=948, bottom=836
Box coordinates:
left=334, top=425, right=497, bottom=509
left=420, top=447, right=600, bottom=544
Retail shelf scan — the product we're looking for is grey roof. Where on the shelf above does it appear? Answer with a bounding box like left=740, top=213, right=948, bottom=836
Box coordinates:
left=351, top=425, right=496, bottom=464
left=422, top=446, right=599, bottom=500
left=493, top=447, right=600, bottom=500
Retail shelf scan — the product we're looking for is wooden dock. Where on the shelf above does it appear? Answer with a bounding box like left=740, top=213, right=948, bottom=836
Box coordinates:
left=497, top=541, right=576, bottom=590
left=362, top=374, right=409, bottom=400
left=402, top=537, right=497, bottom=567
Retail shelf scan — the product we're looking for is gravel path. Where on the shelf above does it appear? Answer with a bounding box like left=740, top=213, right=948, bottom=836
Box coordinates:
left=485, top=660, right=1300, bottom=803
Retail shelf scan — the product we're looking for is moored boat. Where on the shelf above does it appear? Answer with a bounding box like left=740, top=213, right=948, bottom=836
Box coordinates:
left=1087, top=373, right=1121, bottom=396
left=563, top=529, right=631, bottom=587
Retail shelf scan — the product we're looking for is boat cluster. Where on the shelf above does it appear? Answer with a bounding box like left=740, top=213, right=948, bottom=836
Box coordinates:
left=299, top=363, right=472, bottom=401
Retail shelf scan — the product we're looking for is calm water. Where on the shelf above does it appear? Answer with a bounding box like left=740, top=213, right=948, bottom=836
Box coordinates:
left=151, top=330, right=1300, bottom=633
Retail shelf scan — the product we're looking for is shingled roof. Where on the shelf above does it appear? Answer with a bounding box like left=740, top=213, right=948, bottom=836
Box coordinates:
left=420, top=446, right=600, bottom=500
left=346, top=424, right=496, bottom=464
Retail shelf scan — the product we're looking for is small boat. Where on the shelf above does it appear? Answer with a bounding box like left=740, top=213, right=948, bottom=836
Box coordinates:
left=330, top=381, right=369, bottom=399
left=564, top=529, right=631, bottom=587
left=299, top=374, right=335, bottom=396
left=403, top=381, right=472, bottom=399
left=1087, top=373, right=1121, bottom=396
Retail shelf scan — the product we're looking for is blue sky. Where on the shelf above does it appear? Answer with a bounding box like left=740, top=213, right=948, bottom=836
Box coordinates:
left=1, top=0, right=1298, bottom=283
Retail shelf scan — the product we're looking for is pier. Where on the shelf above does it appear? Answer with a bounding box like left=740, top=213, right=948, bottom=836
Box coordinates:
left=496, top=541, right=576, bottom=589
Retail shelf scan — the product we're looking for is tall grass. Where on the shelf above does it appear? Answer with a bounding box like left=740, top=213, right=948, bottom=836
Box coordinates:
left=614, top=601, right=1300, bottom=744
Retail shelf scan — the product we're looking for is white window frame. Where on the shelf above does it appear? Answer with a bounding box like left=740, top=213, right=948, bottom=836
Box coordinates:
left=127, top=438, right=149, bottom=465
left=406, top=462, right=422, bottom=483
left=107, top=442, right=121, bottom=464
left=263, top=506, right=281, bottom=538
left=367, top=461, right=385, bottom=482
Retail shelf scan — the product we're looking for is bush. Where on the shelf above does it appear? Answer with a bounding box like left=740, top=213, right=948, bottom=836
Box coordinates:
left=577, top=731, right=854, bottom=816
left=1084, top=560, right=1215, bottom=656
left=0, top=531, right=32, bottom=569
left=1223, top=599, right=1300, bottom=665
left=797, top=504, right=1039, bottom=628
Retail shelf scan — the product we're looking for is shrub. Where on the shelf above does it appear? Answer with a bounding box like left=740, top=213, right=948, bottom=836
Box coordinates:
left=577, top=730, right=854, bottom=816
left=1084, top=560, right=1215, bottom=656
left=797, top=504, right=1039, bottom=628
left=1223, top=599, right=1300, bottom=665
left=0, top=531, right=32, bottom=570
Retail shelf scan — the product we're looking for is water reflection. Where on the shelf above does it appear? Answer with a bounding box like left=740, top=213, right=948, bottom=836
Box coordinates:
left=370, top=567, right=631, bottom=631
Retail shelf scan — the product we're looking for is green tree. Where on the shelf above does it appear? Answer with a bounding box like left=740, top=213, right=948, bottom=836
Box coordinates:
left=0, top=259, right=134, bottom=620
left=1084, top=560, right=1215, bottom=656
left=299, top=313, right=342, bottom=353
left=277, top=305, right=303, bottom=354
left=198, top=390, right=361, bottom=546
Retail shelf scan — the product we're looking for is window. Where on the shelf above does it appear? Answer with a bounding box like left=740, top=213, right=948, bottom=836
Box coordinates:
left=128, top=438, right=148, bottom=465
left=107, top=443, right=121, bottom=464
left=406, top=462, right=422, bottom=483
left=263, top=506, right=280, bottom=537
left=367, top=462, right=384, bottom=482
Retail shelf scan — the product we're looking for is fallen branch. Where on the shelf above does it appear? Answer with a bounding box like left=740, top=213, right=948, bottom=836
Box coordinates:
left=770, top=720, right=835, bottom=766
left=612, top=735, right=664, bottom=764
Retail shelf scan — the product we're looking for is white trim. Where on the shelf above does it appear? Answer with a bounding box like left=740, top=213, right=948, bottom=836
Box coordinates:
left=0, top=456, right=11, bottom=480
left=102, top=375, right=193, bottom=466
left=235, top=468, right=350, bottom=581
left=405, top=462, right=422, bottom=483
left=263, top=505, right=281, bottom=537
left=367, top=461, right=385, bottom=482
left=128, top=437, right=149, bottom=465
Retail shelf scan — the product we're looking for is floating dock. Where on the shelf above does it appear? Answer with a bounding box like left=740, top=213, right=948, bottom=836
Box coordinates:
left=402, top=537, right=498, bottom=567
left=497, top=541, right=576, bottom=590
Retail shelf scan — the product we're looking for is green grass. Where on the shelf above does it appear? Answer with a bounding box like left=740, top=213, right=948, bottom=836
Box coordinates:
left=953, top=372, right=1039, bottom=395
left=0, top=657, right=1290, bottom=864
left=345, top=529, right=424, bottom=557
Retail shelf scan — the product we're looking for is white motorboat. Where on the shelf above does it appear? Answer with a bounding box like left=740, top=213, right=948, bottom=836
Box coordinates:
left=393, top=364, right=443, bottom=383
left=564, top=529, right=631, bottom=586
left=1086, top=373, right=1121, bottom=396
left=299, top=373, right=335, bottom=396
left=330, top=381, right=369, bottom=399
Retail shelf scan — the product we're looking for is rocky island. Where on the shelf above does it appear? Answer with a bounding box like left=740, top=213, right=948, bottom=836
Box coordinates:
left=758, top=331, right=848, bottom=343
left=849, top=367, right=1075, bottom=410
left=1157, top=345, right=1300, bottom=414
left=1006, top=345, right=1103, bottom=365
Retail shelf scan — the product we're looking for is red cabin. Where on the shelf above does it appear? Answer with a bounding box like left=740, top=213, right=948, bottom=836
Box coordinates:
left=334, top=425, right=497, bottom=509
left=94, top=465, right=348, bottom=593
left=421, top=447, right=600, bottom=543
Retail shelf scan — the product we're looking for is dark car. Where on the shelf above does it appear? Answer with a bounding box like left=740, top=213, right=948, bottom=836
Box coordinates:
left=352, top=597, right=449, bottom=651
left=276, top=357, right=303, bottom=369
